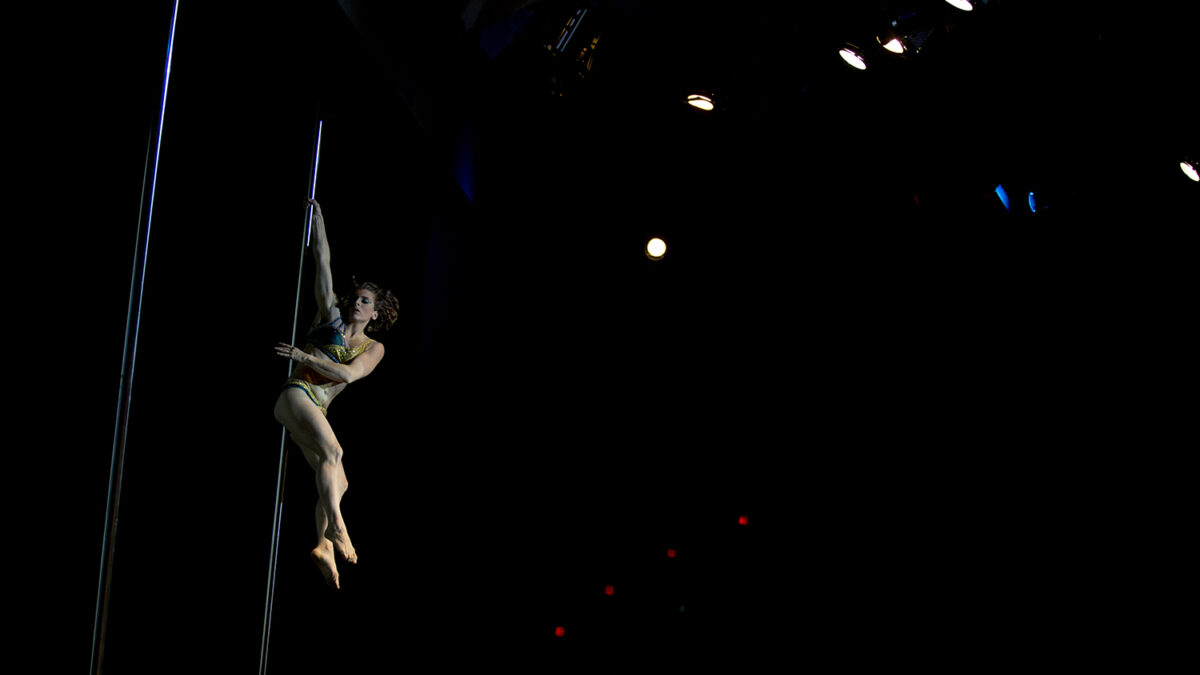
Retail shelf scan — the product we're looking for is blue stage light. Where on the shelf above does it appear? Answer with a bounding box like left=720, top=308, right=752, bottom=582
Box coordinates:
left=994, top=184, right=1010, bottom=211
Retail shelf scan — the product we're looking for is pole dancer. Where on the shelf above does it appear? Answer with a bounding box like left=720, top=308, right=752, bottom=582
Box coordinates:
left=273, top=198, right=399, bottom=588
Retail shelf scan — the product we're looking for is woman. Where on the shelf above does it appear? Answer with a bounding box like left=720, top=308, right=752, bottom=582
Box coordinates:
left=273, top=198, right=398, bottom=589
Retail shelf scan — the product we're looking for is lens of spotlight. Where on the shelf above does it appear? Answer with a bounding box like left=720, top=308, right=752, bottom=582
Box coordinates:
left=839, top=47, right=867, bottom=70
left=646, top=237, right=667, bottom=260
left=945, top=0, right=974, bottom=10
left=686, top=94, right=714, bottom=111
left=1181, top=160, right=1199, bottom=182
left=881, top=38, right=905, bottom=54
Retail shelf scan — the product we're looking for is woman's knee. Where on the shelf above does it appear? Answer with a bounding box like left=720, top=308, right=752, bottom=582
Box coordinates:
left=317, top=441, right=344, bottom=465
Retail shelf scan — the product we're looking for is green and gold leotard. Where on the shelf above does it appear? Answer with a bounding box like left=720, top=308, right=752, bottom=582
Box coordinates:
left=283, top=311, right=373, bottom=415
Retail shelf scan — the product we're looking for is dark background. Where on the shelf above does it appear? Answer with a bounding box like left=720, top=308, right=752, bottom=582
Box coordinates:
left=31, top=0, right=1193, bottom=671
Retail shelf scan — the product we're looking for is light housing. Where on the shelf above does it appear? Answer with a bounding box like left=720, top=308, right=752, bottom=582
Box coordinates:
left=686, top=93, right=714, bottom=111
left=878, top=36, right=907, bottom=54
left=1181, top=158, right=1199, bottom=182
left=838, top=44, right=868, bottom=70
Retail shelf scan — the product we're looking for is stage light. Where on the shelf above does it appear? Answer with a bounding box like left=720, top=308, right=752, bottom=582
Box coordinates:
left=666, top=548, right=677, bottom=558
left=737, top=515, right=749, bottom=525
left=994, top=184, right=1011, bottom=211
left=1181, top=159, right=1199, bottom=182
left=646, top=237, right=667, bottom=260
left=839, top=44, right=868, bottom=70
left=945, top=0, right=975, bottom=11
left=549, top=8, right=588, bottom=55
left=1028, top=191, right=1037, bottom=212
left=604, top=584, right=615, bottom=596
left=686, top=93, right=714, bottom=111
left=554, top=626, right=566, bottom=637
left=544, top=7, right=603, bottom=96
left=880, top=37, right=906, bottom=54
left=876, top=11, right=936, bottom=57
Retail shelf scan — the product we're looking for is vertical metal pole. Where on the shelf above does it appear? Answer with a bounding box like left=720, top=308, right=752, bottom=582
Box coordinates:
left=260, top=118, right=323, bottom=675
left=91, top=3, right=180, bottom=674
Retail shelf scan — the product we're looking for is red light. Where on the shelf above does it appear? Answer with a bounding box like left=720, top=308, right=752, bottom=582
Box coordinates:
left=604, top=584, right=615, bottom=596
left=667, top=548, right=677, bottom=558
left=737, top=515, right=749, bottom=526
left=554, top=626, right=566, bottom=637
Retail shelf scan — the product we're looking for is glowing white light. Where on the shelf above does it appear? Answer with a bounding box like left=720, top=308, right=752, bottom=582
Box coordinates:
left=646, top=237, right=667, bottom=260
left=945, top=0, right=974, bottom=11
left=839, top=48, right=867, bottom=70
left=882, top=38, right=905, bottom=54
left=687, top=94, right=714, bottom=111
left=1181, top=160, right=1199, bottom=182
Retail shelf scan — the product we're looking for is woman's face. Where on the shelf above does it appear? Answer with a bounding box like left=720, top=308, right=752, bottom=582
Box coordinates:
left=348, top=288, right=378, bottom=324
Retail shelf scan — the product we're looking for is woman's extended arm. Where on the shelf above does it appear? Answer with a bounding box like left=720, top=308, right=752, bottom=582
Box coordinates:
left=275, top=342, right=386, bottom=384
left=309, top=199, right=338, bottom=319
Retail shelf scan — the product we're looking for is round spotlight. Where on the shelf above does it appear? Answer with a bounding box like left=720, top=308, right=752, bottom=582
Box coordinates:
left=945, top=0, right=975, bottom=11
left=686, top=93, right=714, bottom=111
left=880, top=37, right=906, bottom=54
left=839, top=45, right=867, bottom=70
left=1181, top=159, right=1199, bottom=182
left=646, top=237, right=667, bottom=260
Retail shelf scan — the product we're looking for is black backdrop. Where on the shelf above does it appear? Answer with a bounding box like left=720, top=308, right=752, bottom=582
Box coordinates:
left=35, top=1, right=1194, bottom=671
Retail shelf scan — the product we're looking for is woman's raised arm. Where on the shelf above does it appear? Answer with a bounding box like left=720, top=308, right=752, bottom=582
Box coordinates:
left=309, top=199, right=338, bottom=320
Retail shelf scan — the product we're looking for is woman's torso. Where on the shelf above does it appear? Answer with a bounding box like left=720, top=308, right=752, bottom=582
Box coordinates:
left=289, top=312, right=373, bottom=409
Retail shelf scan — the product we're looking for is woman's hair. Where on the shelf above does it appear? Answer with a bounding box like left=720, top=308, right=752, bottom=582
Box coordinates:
left=342, top=276, right=399, bottom=333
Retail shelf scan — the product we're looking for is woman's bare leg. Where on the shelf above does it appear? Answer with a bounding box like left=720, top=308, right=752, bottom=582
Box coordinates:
left=310, top=447, right=355, bottom=563
left=310, top=503, right=340, bottom=588
left=291, top=440, right=343, bottom=588
left=276, top=390, right=359, bottom=568
left=312, top=464, right=350, bottom=544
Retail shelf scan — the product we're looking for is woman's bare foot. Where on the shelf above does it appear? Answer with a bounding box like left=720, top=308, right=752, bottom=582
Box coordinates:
left=310, top=545, right=340, bottom=589
left=324, top=523, right=357, bottom=564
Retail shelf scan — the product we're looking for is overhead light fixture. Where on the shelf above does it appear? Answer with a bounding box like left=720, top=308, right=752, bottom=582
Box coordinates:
left=1181, top=158, right=1199, bottom=182
left=544, top=7, right=604, bottom=96
left=686, top=93, right=714, bottom=111
left=944, top=0, right=976, bottom=11
left=549, top=8, right=589, bottom=55
left=875, top=10, right=936, bottom=56
left=994, top=184, right=1011, bottom=212
left=839, top=44, right=868, bottom=70
left=879, top=36, right=907, bottom=54
left=646, top=237, right=667, bottom=260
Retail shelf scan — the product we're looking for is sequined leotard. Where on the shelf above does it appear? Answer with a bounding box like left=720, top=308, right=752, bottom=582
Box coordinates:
left=284, top=310, right=373, bottom=415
